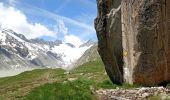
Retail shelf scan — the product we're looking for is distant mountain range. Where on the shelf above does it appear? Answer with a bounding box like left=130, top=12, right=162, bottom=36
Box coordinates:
left=0, top=28, right=98, bottom=70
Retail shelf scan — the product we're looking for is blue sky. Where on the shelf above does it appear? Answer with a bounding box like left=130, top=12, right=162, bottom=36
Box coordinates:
left=0, top=0, right=97, bottom=42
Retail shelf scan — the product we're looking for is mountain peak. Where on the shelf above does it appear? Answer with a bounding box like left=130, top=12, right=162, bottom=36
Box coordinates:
left=79, top=40, right=95, bottom=48
left=0, top=28, right=95, bottom=70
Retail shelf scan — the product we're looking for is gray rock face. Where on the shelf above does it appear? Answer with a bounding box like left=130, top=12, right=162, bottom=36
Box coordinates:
left=122, top=0, right=170, bottom=85
left=95, top=0, right=123, bottom=84
left=95, top=0, right=170, bottom=85
left=29, top=38, right=62, bottom=48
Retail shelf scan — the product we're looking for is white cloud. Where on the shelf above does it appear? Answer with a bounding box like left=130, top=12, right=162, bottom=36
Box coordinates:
left=14, top=1, right=95, bottom=32
left=53, top=20, right=68, bottom=35
left=0, top=3, right=58, bottom=39
left=10, top=1, right=96, bottom=40
left=0, top=1, right=97, bottom=41
left=58, top=20, right=68, bottom=35
left=64, top=35, right=83, bottom=47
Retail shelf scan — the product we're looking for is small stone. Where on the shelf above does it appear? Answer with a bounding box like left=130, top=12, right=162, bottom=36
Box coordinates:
left=160, top=93, right=167, bottom=100
left=63, top=81, right=67, bottom=83
left=116, top=87, right=119, bottom=90
left=80, top=73, right=84, bottom=75
left=141, top=93, right=150, bottom=98
left=67, top=77, right=77, bottom=81
left=64, top=71, right=70, bottom=75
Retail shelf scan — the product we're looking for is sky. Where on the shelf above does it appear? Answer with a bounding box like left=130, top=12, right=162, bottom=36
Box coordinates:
left=0, top=0, right=97, bottom=44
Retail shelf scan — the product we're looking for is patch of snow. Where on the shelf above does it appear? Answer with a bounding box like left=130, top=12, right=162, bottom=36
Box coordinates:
left=11, top=43, right=16, bottom=47
left=27, top=52, right=37, bottom=60
left=11, top=64, right=22, bottom=69
left=51, top=43, right=92, bottom=66
left=1, top=42, right=6, bottom=45
left=3, top=29, right=24, bottom=42
left=43, top=45, right=50, bottom=50
left=32, top=44, right=43, bottom=50
left=0, top=30, right=6, bottom=43
left=25, top=43, right=34, bottom=50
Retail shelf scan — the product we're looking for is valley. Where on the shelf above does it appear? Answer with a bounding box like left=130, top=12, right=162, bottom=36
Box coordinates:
left=0, top=28, right=95, bottom=74
left=1, top=0, right=170, bottom=99
left=0, top=59, right=108, bottom=100
left=1, top=58, right=170, bottom=100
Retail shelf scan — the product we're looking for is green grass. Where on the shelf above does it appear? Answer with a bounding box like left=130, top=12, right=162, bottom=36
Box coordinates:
left=0, top=68, right=65, bottom=85
left=97, top=79, right=119, bottom=89
left=148, top=95, right=170, bottom=100
left=72, top=59, right=104, bottom=73
left=0, top=58, right=139, bottom=100
left=25, top=79, right=96, bottom=100
left=24, top=59, right=106, bottom=100
left=0, top=68, right=65, bottom=100
left=148, top=96, right=161, bottom=100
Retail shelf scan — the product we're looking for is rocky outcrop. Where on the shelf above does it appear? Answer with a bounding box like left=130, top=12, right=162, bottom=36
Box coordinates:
left=95, top=0, right=170, bottom=85
left=122, top=0, right=170, bottom=85
left=95, top=0, right=123, bottom=85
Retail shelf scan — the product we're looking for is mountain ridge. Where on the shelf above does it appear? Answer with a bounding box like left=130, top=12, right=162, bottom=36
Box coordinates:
left=0, top=28, right=96, bottom=72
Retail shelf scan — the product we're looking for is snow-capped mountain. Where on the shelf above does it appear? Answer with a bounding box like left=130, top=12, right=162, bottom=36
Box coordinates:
left=0, top=28, right=93, bottom=70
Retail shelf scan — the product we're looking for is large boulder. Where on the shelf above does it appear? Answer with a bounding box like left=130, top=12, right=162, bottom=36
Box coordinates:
left=95, top=0, right=123, bottom=84
left=95, top=0, right=170, bottom=86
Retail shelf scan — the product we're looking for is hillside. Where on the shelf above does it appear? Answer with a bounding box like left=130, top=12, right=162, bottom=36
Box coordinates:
left=0, top=59, right=170, bottom=100
left=72, top=43, right=100, bottom=68
left=0, top=58, right=109, bottom=100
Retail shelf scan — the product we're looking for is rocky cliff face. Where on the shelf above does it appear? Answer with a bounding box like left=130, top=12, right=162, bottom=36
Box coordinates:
left=95, top=0, right=170, bottom=86
left=95, top=0, right=123, bottom=84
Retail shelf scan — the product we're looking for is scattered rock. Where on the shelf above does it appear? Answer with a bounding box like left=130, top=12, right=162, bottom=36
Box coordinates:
left=96, top=87, right=170, bottom=100
left=67, top=78, right=77, bottom=81
left=64, top=71, right=70, bottom=75
left=80, top=73, right=84, bottom=75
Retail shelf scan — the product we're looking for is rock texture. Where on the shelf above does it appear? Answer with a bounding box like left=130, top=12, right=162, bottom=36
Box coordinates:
left=95, top=0, right=123, bottom=85
left=122, top=0, right=170, bottom=85
left=96, top=87, right=170, bottom=100
left=95, top=0, right=170, bottom=85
